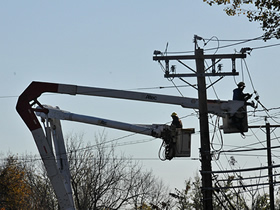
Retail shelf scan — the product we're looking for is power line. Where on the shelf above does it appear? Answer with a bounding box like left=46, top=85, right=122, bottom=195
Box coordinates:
left=0, top=84, right=198, bottom=100
left=165, top=36, right=264, bottom=54
left=0, top=95, right=18, bottom=99
left=252, top=43, right=280, bottom=51
left=204, top=37, right=264, bottom=42
left=219, top=145, right=280, bottom=154
left=210, top=181, right=280, bottom=190
left=216, top=172, right=280, bottom=182
left=206, top=164, right=280, bottom=174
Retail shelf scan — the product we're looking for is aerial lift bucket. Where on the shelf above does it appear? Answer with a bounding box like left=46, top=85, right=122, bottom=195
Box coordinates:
left=222, top=106, right=248, bottom=134
left=174, top=128, right=195, bottom=157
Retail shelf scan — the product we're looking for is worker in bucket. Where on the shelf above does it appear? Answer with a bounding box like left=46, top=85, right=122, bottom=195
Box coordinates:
left=233, top=82, right=253, bottom=106
left=232, top=82, right=253, bottom=136
left=171, top=112, right=182, bottom=129
left=165, top=112, right=182, bottom=160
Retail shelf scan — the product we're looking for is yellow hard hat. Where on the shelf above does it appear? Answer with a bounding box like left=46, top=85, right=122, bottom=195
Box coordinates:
left=171, top=112, right=177, bottom=117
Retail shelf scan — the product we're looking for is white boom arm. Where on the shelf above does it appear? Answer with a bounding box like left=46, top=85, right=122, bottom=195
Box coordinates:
left=16, top=81, right=244, bottom=209
left=36, top=105, right=168, bottom=138
left=35, top=105, right=194, bottom=209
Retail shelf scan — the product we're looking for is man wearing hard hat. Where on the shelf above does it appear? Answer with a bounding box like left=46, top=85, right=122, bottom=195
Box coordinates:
left=233, top=82, right=252, bottom=102
left=232, top=82, right=253, bottom=136
left=171, top=112, right=182, bottom=129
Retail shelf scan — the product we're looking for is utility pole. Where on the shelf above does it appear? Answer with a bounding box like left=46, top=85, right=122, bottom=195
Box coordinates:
left=153, top=36, right=246, bottom=209
left=248, top=122, right=280, bottom=209
left=195, top=47, right=213, bottom=209
left=266, top=121, right=275, bottom=210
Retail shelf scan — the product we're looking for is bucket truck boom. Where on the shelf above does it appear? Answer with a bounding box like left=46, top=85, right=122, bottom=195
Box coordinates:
left=16, top=81, right=247, bottom=209
left=16, top=81, right=244, bottom=131
left=36, top=104, right=195, bottom=159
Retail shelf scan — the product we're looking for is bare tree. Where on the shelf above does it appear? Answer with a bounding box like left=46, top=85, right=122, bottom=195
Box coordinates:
left=0, top=133, right=172, bottom=209
left=66, top=133, right=172, bottom=209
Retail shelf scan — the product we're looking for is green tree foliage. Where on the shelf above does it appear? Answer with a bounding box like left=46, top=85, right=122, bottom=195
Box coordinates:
left=0, top=156, right=32, bottom=209
left=203, top=0, right=280, bottom=40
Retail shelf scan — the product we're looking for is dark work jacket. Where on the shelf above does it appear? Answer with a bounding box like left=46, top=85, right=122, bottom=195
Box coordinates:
left=233, top=88, right=245, bottom=101
left=171, top=117, right=183, bottom=128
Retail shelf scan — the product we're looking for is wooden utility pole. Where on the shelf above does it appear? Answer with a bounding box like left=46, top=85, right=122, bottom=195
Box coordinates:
left=266, top=121, right=275, bottom=210
left=248, top=122, right=280, bottom=209
left=195, top=48, right=213, bottom=209
left=153, top=37, right=246, bottom=209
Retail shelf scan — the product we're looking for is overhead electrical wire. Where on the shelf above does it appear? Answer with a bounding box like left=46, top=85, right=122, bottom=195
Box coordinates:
left=242, top=59, right=256, bottom=93
left=164, top=36, right=279, bottom=62
left=214, top=134, right=280, bottom=155
left=211, top=181, right=280, bottom=190
left=252, top=42, right=280, bottom=51
left=0, top=95, right=18, bottom=99
left=0, top=83, right=199, bottom=100
left=202, top=35, right=264, bottom=53
left=211, top=160, right=277, bottom=198
left=224, top=153, right=267, bottom=158
left=0, top=156, right=198, bottom=165
left=216, top=172, right=280, bottom=182
left=210, top=164, right=280, bottom=174
left=170, top=80, right=184, bottom=97
left=219, top=144, right=280, bottom=154
left=0, top=132, right=162, bottom=164
left=203, top=37, right=264, bottom=42
left=165, top=35, right=264, bottom=54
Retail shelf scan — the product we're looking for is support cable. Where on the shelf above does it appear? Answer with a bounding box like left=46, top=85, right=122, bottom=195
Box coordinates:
left=242, top=59, right=256, bottom=93
left=170, top=80, right=184, bottom=97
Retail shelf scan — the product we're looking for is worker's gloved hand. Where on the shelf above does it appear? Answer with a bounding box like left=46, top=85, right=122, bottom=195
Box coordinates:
left=248, top=94, right=252, bottom=99
left=254, top=95, right=259, bottom=101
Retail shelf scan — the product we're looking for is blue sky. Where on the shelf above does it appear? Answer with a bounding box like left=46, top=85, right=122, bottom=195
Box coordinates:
left=1, top=1, right=280, bottom=192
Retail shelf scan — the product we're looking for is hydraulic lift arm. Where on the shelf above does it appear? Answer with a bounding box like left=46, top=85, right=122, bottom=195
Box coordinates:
left=16, top=81, right=245, bottom=209
left=16, top=81, right=244, bottom=132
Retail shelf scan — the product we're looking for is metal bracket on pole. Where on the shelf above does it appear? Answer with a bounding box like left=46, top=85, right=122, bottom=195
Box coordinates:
left=153, top=53, right=246, bottom=79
